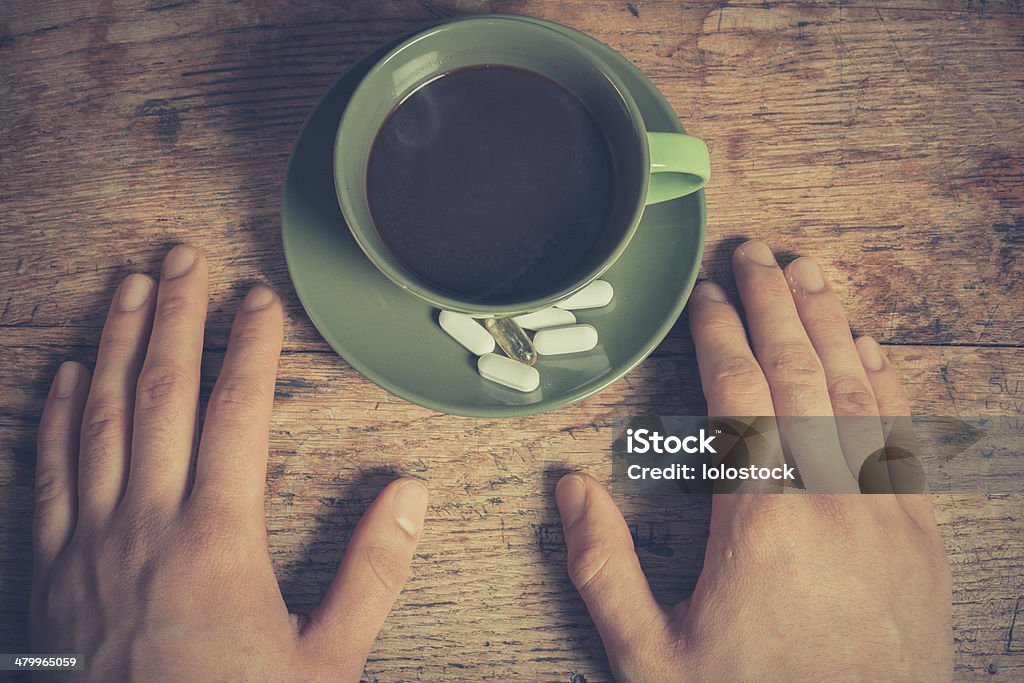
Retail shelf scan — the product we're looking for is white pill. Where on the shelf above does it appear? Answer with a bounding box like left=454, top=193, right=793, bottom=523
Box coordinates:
left=534, top=324, right=599, bottom=356
left=477, top=353, right=540, bottom=392
left=555, top=280, right=614, bottom=310
left=513, top=307, right=576, bottom=331
left=439, top=310, right=495, bottom=355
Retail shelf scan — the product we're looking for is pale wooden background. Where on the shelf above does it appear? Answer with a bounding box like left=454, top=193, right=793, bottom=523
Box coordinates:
left=1, top=1, right=1022, bottom=681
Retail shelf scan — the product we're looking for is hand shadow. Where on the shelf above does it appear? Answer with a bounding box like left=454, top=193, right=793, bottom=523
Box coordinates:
left=272, top=466, right=411, bottom=617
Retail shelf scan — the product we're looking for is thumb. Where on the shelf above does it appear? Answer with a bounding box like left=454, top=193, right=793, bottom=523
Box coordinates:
left=556, top=473, right=671, bottom=664
left=301, top=478, right=428, bottom=668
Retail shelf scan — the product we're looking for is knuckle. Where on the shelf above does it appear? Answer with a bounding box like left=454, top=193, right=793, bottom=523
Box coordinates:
left=700, top=311, right=745, bottom=334
left=183, top=515, right=246, bottom=571
left=82, top=402, right=129, bottom=445
left=113, top=509, right=165, bottom=570
left=763, top=341, right=822, bottom=378
left=210, top=374, right=269, bottom=411
left=36, top=427, right=67, bottom=457
left=747, top=497, right=800, bottom=531
left=567, top=541, right=618, bottom=594
left=35, top=468, right=69, bottom=505
left=155, top=293, right=196, bottom=325
left=364, top=544, right=410, bottom=597
left=827, top=374, right=877, bottom=415
left=185, top=497, right=249, bottom=541
left=97, top=329, right=140, bottom=360
left=79, top=404, right=129, bottom=477
left=709, top=356, right=769, bottom=398
left=229, top=323, right=276, bottom=355
left=185, top=515, right=225, bottom=546
left=136, top=362, right=196, bottom=410
left=804, top=306, right=849, bottom=332
left=759, top=275, right=798, bottom=305
left=806, top=494, right=860, bottom=531
left=189, top=487, right=258, bottom=525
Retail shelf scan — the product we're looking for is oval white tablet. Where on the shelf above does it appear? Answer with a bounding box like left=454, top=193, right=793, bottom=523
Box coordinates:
left=477, top=353, right=540, bottom=392
left=534, top=324, right=599, bottom=356
left=513, top=307, right=576, bottom=331
left=439, top=310, right=495, bottom=356
left=555, top=280, right=613, bottom=310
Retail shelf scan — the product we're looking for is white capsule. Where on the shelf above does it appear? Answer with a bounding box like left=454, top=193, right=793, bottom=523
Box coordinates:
left=477, top=353, right=540, bottom=392
left=555, top=280, right=614, bottom=310
left=513, top=307, right=576, bottom=331
left=438, top=310, right=495, bottom=356
left=534, top=324, right=599, bottom=356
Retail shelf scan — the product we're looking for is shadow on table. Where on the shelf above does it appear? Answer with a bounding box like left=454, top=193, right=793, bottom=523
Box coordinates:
left=3, top=423, right=41, bottom=661
left=183, top=7, right=445, bottom=336
left=273, top=466, right=404, bottom=617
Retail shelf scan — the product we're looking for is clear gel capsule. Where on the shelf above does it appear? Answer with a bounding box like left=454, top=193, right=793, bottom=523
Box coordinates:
left=438, top=310, right=495, bottom=356
left=534, top=324, right=599, bottom=356
left=485, top=317, right=538, bottom=366
left=555, top=280, right=614, bottom=310
left=478, top=353, right=540, bottom=392
left=513, top=307, right=576, bottom=331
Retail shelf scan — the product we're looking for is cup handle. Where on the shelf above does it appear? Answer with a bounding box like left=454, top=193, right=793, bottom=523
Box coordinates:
left=645, top=132, right=710, bottom=205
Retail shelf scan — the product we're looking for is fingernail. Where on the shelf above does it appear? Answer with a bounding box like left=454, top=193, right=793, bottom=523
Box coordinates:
left=556, top=474, right=589, bottom=529
left=393, top=479, right=429, bottom=537
left=738, top=239, right=776, bottom=266
left=857, top=336, right=884, bottom=372
left=788, top=257, right=826, bottom=293
left=695, top=281, right=729, bottom=303
left=54, top=361, right=80, bottom=398
left=118, top=274, right=154, bottom=311
left=243, top=284, right=275, bottom=311
left=163, top=245, right=198, bottom=279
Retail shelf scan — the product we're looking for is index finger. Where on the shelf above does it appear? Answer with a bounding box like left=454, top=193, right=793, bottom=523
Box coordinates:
left=688, top=281, right=785, bottom=493
left=687, top=281, right=773, bottom=418
left=190, top=285, right=283, bottom=518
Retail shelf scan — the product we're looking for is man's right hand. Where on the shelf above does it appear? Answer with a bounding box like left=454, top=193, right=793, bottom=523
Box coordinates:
left=555, top=240, right=953, bottom=681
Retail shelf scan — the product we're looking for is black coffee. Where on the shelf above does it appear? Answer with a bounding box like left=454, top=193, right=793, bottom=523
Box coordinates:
left=366, top=65, right=615, bottom=303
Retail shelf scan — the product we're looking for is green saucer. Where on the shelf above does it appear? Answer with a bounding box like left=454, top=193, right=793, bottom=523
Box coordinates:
left=281, top=17, right=706, bottom=418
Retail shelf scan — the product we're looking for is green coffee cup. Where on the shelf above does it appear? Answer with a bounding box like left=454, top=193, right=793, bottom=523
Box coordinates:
left=335, top=15, right=710, bottom=316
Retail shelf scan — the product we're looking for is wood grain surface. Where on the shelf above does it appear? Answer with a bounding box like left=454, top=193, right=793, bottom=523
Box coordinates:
left=1, top=1, right=1022, bottom=681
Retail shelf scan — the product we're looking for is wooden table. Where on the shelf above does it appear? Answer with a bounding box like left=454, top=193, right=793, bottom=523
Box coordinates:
left=1, top=1, right=1022, bottom=680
